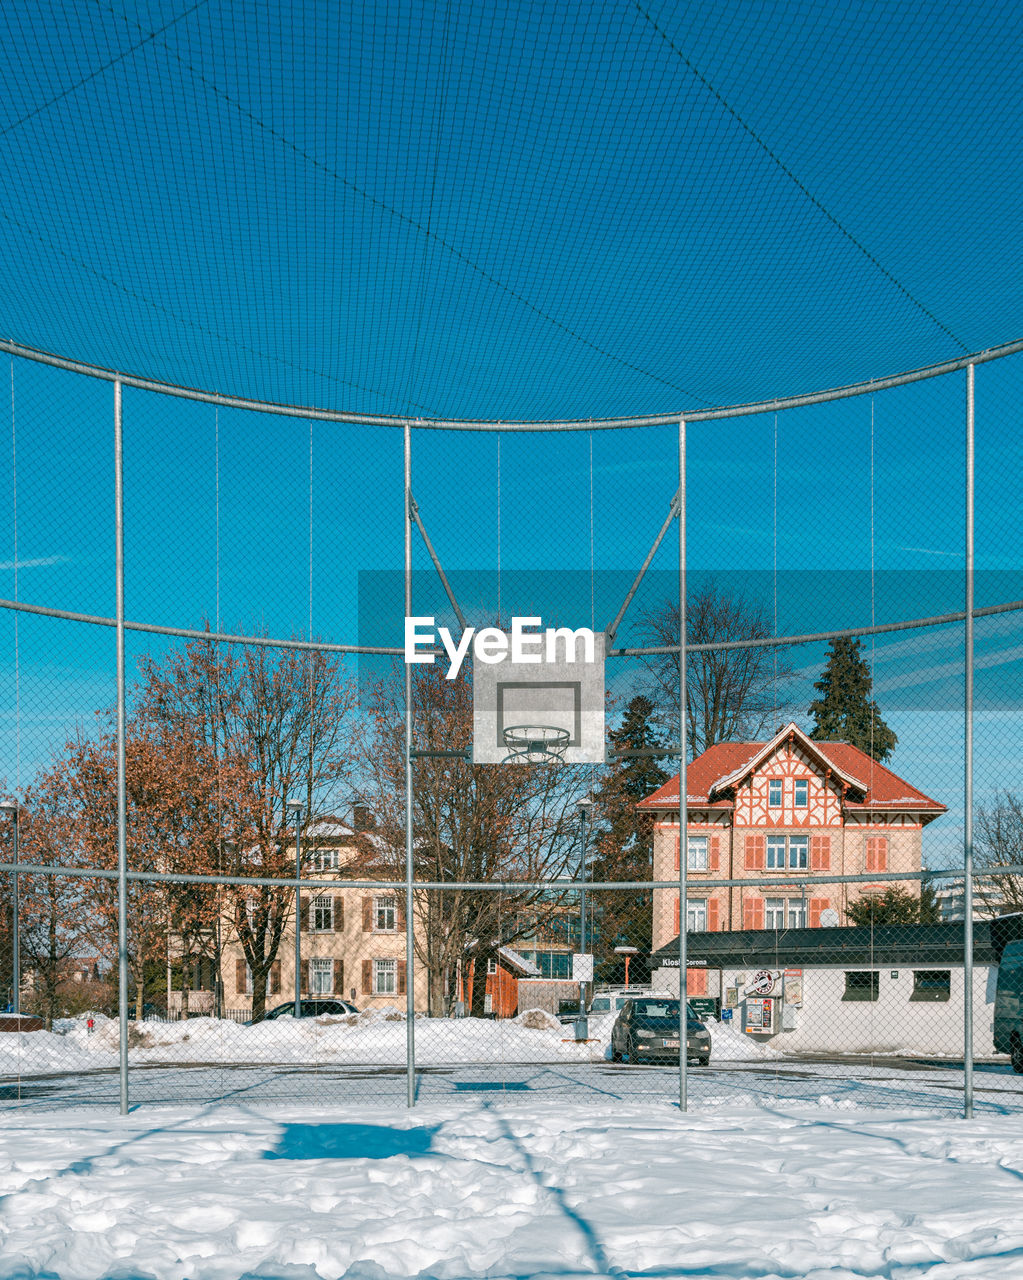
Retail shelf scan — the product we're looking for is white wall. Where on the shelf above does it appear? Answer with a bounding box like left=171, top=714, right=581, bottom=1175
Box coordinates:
left=654, top=963, right=999, bottom=1058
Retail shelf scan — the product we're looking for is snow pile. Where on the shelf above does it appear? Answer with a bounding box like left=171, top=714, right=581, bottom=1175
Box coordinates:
left=706, top=1016, right=782, bottom=1060
left=0, top=1008, right=782, bottom=1079
left=2, top=1098, right=1022, bottom=1279
left=0, top=1008, right=611, bottom=1075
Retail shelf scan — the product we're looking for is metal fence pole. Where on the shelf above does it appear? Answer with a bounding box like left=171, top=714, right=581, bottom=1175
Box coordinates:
left=114, top=379, right=129, bottom=1115
left=963, top=363, right=975, bottom=1119
left=678, top=415, right=688, bottom=1112
left=9, top=807, right=18, bottom=1015
left=404, top=422, right=416, bottom=1107
left=289, top=801, right=304, bottom=1018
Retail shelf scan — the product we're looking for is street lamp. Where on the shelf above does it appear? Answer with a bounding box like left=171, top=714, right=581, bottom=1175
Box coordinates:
left=614, top=945, right=640, bottom=988
left=0, top=802, right=19, bottom=1015
left=286, top=801, right=304, bottom=1018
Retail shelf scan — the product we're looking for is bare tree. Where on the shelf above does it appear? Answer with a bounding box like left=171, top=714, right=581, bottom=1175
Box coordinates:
left=640, top=582, right=791, bottom=757
left=359, top=664, right=585, bottom=1016
left=6, top=775, right=93, bottom=1025
left=136, top=637, right=358, bottom=1022
left=975, top=791, right=1023, bottom=915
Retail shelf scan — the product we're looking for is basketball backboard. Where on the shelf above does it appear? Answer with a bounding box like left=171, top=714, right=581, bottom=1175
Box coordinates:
left=472, top=626, right=605, bottom=764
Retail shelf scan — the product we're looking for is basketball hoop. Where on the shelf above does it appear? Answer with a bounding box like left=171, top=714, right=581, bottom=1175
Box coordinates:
left=501, top=725, right=571, bottom=765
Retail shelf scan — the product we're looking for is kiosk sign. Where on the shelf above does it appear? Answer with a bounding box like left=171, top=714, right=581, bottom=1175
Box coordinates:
left=744, top=969, right=776, bottom=997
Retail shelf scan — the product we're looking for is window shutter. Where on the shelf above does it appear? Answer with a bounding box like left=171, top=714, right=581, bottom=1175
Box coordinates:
left=362, top=959, right=372, bottom=994
left=866, top=836, right=888, bottom=872
left=398, top=960, right=407, bottom=996
left=743, top=898, right=765, bottom=930
left=673, top=896, right=680, bottom=935
left=809, top=897, right=830, bottom=928
left=299, top=895, right=309, bottom=932
left=300, top=960, right=309, bottom=993
left=270, top=961, right=281, bottom=995
left=334, top=959, right=344, bottom=995
left=333, top=896, right=345, bottom=931
left=707, top=897, right=720, bottom=932
left=397, top=898, right=406, bottom=931
left=708, top=837, right=720, bottom=871
left=745, top=834, right=765, bottom=870
left=810, top=835, right=831, bottom=870
left=235, top=958, right=248, bottom=994
left=688, top=968, right=708, bottom=996
left=362, top=897, right=373, bottom=931
left=674, top=835, right=680, bottom=872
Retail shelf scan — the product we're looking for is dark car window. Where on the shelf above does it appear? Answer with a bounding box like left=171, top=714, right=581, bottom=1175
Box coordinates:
left=631, top=1000, right=701, bottom=1021
left=633, top=1000, right=679, bottom=1018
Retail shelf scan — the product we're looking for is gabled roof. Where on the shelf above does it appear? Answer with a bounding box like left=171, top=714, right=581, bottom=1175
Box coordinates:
left=637, top=722, right=945, bottom=814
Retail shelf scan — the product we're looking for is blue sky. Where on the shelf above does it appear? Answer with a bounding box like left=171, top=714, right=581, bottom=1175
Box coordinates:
left=0, top=2, right=1021, bottom=869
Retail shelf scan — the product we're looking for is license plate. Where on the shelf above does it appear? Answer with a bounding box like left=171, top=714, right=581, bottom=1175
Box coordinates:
left=663, top=1039, right=679, bottom=1048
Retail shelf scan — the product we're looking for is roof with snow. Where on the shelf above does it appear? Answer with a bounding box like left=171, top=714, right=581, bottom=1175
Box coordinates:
left=637, top=723, right=945, bottom=816
left=496, top=946, right=543, bottom=978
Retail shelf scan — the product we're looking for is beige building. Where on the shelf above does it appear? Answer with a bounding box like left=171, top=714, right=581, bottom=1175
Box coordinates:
left=638, top=723, right=945, bottom=952
left=207, top=820, right=428, bottom=1016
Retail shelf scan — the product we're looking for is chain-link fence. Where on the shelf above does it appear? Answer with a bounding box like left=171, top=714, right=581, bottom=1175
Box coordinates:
left=1, top=339, right=1022, bottom=1117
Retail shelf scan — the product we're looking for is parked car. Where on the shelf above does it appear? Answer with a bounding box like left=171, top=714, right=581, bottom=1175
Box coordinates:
left=588, top=989, right=669, bottom=1016
left=558, top=988, right=667, bottom=1026
left=248, top=998, right=359, bottom=1025
left=994, top=939, right=1023, bottom=1072
left=610, top=997, right=711, bottom=1065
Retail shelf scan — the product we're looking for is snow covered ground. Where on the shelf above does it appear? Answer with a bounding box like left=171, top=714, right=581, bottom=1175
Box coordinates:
left=1, top=1009, right=1019, bottom=1119
left=4, top=1096, right=1023, bottom=1279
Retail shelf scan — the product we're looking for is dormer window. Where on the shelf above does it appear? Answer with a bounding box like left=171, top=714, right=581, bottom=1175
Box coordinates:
left=768, top=779, right=783, bottom=807
left=794, top=779, right=808, bottom=808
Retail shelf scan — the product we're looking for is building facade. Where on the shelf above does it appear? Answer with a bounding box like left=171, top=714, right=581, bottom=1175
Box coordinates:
left=638, top=723, right=945, bottom=952
left=176, top=820, right=429, bottom=1017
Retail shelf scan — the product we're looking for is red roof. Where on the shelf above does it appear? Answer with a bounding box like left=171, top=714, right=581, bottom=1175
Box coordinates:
left=637, top=723, right=945, bottom=814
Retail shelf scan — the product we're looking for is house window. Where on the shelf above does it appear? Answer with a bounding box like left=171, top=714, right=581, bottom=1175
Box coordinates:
left=794, top=779, right=808, bottom=808
left=374, top=897, right=396, bottom=932
left=310, top=849, right=339, bottom=871
left=767, top=835, right=808, bottom=870
left=911, top=970, right=951, bottom=1002
left=483, top=993, right=493, bottom=1014
left=373, top=958, right=397, bottom=995
left=768, top=779, right=783, bottom=806
left=843, top=971, right=879, bottom=1001
left=687, top=899, right=707, bottom=932
left=765, top=898, right=806, bottom=929
left=310, top=957, right=333, bottom=994
left=312, top=895, right=334, bottom=931
left=487, top=958, right=498, bottom=974
left=687, top=836, right=708, bottom=871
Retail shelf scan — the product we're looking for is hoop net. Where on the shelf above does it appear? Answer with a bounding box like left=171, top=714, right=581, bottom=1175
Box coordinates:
left=501, top=725, right=571, bottom=765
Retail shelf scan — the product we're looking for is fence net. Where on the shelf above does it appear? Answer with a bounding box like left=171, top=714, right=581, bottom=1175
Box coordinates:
left=0, top=346, right=1021, bottom=1117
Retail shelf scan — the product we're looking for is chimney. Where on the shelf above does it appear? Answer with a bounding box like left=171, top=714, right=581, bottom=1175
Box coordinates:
left=353, top=804, right=376, bottom=832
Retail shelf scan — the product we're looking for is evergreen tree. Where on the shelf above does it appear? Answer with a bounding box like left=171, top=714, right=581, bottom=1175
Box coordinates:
left=808, top=637, right=897, bottom=763
left=845, top=884, right=940, bottom=926
left=587, top=697, right=670, bottom=982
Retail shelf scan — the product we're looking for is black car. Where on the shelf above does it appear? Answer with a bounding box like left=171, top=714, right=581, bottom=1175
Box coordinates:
left=253, top=999, right=359, bottom=1024
left=610, top=997, right=711, bottom=1065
